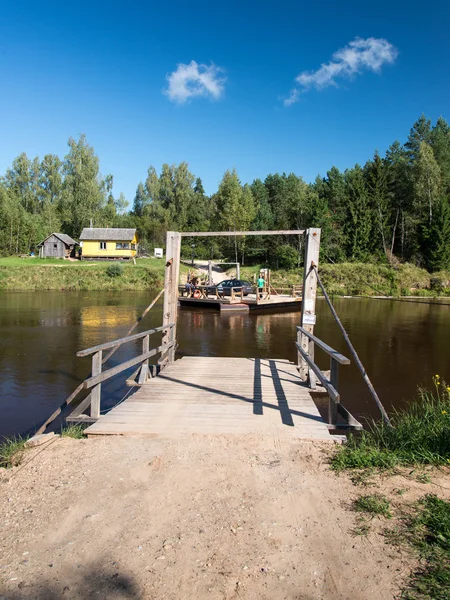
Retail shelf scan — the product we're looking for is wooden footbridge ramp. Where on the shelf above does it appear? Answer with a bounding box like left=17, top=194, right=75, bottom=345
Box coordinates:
left=55, top=229, right=362, bottom=440
left=83, top=356, right=337, bottom=440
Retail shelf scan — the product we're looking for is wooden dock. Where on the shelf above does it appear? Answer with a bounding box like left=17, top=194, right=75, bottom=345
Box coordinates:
left=84, top=357, right=340, bottom=441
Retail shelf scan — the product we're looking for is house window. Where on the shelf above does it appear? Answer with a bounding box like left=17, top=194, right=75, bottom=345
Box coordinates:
left=54, top=244, right=58, bottom=249
left=99, top=242, right=107, bottom=250
left=116, top=243, right=130, bottom=250
left=131, top=244, right=136, bottom=250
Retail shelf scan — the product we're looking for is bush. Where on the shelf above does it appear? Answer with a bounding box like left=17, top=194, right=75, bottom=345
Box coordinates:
left=275, top=245, right=298, bottom=269
left=106, top=263, right=124, bottom=278
left=332, top=379, right=450, bottom=470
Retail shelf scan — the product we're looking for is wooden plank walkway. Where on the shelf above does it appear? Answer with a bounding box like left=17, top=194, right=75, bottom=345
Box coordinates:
left=84, top=357, right=339, bottom=441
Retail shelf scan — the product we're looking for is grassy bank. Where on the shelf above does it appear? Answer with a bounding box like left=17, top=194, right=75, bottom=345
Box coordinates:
left=333, top=382, right=450, bottom=598
left=1, top=256, right=449, bottom=293
left=238, top=262, right=450, bottom=297
left=0, top=257, right=189, bottom=291
left=332, top=379, right=450, bottom=471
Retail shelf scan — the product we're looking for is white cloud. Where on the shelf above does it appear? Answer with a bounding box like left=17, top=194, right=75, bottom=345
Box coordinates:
left=284, top=37, right=398, bottom=106
left=165, top=60, right=225, bottom=104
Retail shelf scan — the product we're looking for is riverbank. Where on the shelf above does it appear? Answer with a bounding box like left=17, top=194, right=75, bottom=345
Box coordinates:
left=0, top=258, right=183, bottom=291
left=238, top=262, right=450, bottom=297
left=1, top=257, right=449, bottom=294
left=0, top=433, right=418, bottom=599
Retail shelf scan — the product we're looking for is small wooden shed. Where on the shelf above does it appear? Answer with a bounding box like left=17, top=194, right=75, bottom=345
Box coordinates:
left=37, top=233, right=78, bottom=259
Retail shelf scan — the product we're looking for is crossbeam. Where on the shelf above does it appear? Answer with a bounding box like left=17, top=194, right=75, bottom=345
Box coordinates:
left=296, top=326, right=350, bottom=365
left=77, top=324, right=174, bottom=357
left=295, top=342, right=340, bottom=403
left=83, top=342, right=174, bottom=389
left=179, top=230, right=304, bottom=237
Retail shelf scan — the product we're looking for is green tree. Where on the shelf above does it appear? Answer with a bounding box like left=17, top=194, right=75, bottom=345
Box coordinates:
left=420, top=197, right=450, bottom=271
left=60, top=135, right=106, bottom=237
left=385, top=141, right=412, bottom=258
left=405, top=114, right=432, bottom=164
left=217, top=169, right=256, bottom=263
left=430, top=116, right=450, bottom=195
left=413, top=142, right=441, bottom=226
left=344, top=166, right=373, bottom=261
left=365, top=151, right=391, bottom=258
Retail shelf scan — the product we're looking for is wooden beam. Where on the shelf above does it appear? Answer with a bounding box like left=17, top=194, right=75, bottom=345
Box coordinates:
left=329, top=359, right=339, bottom=424
left=299, top=228, right=321, bottom=380
left=84, top=342, right=174, bottom=389
left=161, top=232, right=180, bottom=365
left=295, top=342, right=339, bottom=403
left=102, top=287, right=165, bottom=364
left=179, top=230, right=305, bottom=237
left=90, top=351, right=102, bottom=419
left=336, top=403, right=363, bottom=430
left=296, top=326, right=350, bottom=365
left=77, top=324, right=173, bottom=357
left=67, top=393, right=92, bottom=419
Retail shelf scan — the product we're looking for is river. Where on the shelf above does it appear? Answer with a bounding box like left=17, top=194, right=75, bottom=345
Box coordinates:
left=1, top=291, right=449, bottom=438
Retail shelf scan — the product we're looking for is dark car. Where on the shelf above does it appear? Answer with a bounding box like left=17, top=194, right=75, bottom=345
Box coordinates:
left=207, top=279, right=254, bottom=297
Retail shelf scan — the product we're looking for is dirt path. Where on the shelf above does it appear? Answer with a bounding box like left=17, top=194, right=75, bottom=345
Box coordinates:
left=192, top=261, right=227, bottom=285
left=0, top=434, right=413, bottom=599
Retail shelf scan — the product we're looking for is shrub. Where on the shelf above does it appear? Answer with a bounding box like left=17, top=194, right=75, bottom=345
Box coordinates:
left=106, top=263, right=124, bottom=278
left=332, top=379, right=450, bottom=470
left=275, top=245, right=298, bottom=269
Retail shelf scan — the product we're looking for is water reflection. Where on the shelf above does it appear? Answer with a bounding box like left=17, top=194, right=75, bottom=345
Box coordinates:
left=0, top=292, right=449, bottom=438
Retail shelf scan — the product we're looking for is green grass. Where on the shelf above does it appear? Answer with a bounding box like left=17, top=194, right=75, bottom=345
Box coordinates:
left=353, top=494, right=392, bottom=518
left=0, top=436, right=27, bottom=468
left=332, top=384, right=450, bottom=471
left=237, top=262, right=450, bottom=297
left=61, top=424, right=87, bottom=439
left=400, top=494, right=450, bottom=599
left=0, top=257, right=190, bottom=291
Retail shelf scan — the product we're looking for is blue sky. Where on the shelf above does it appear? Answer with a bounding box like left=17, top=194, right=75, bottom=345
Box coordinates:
left=1, top=0, right=450, bottom=200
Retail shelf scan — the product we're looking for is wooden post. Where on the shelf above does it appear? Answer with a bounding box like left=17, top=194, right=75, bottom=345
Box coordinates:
left=90, top=350, right=102, bottom=418
left=236, top=263, right=240, bottom=279
left=329, top=358, right=339, bottom=425
left=161, top=231, right=181, bottom=365
left=208, top=261, right=213, bottom=286
left=139, top=334, right=150, bottom=384
left=299, top=228, right=321, bottom=381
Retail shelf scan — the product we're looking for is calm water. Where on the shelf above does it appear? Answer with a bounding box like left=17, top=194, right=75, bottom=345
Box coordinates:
left=1, top=291, right=449, bottom=438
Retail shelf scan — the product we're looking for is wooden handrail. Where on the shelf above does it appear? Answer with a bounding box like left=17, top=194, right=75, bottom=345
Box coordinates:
left=296, top=326, right=350, bottom=365
left=295, top=342, right=340, bottom=403
left=77, top=324, right=175, bottom=357
left=83, top=341, right=174, bottom=389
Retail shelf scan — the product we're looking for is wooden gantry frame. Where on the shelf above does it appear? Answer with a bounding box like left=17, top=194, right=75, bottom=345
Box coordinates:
left=160, top=228, right=320, bottom=370
left=56, top=226, right=361, bottom=432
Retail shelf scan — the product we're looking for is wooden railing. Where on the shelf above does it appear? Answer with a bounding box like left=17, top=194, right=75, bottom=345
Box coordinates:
left=296, top=326, right=362, bottom=430
left=68, top=324, right=175, bottom=422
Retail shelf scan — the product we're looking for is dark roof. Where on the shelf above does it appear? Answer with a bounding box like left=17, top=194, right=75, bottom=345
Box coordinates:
left=79, top=228, right=136, bottom=241
left=37, top=233, right=77, bottom=247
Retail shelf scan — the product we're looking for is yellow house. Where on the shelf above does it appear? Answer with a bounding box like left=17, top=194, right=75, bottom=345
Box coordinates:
left=79, top=228, right=138, bottom=260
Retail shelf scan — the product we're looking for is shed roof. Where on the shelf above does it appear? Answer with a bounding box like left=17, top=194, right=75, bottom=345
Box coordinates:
left=79, top=228, right=136, bottom=241
left=37, top=233, right=77, bottom=247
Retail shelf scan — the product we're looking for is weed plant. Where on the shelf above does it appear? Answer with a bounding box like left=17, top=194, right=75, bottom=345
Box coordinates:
left=400, top=494, right=450, bottom=599
left=61, top=424, right=86, bottom=439
left=332, top=379, right=450, bottom=470
left=0, top=436, right=27, bottom=468
left=353, top=494, right=392, bottom=518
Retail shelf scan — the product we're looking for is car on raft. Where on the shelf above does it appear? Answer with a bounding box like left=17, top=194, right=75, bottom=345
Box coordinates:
left=207, top=279, right=254, bottom=296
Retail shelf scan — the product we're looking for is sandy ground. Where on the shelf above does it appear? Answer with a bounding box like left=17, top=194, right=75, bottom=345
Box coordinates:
left=1, top=433, right=446, bottom=600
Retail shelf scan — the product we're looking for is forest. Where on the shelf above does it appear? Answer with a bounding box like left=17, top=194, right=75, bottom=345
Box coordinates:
left=0, top=114, right=449, bottom=272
